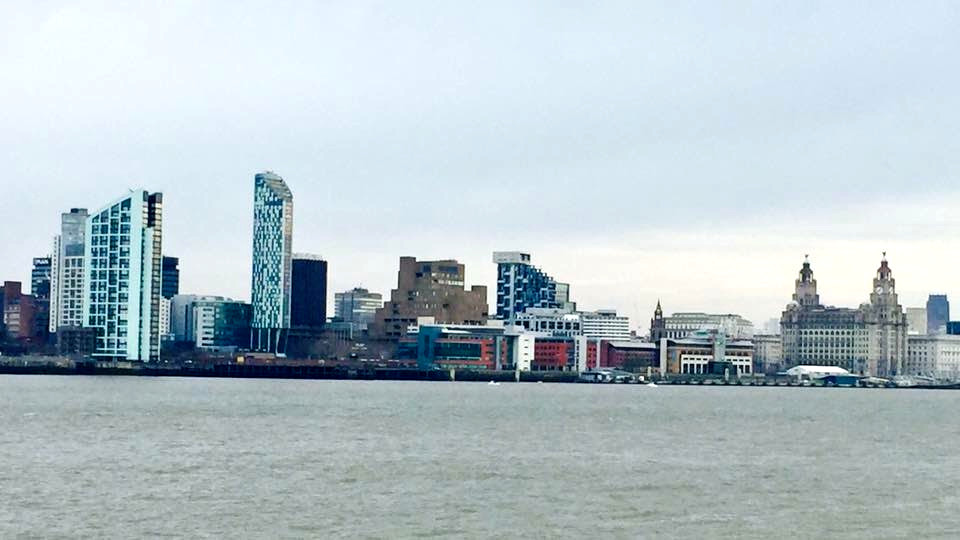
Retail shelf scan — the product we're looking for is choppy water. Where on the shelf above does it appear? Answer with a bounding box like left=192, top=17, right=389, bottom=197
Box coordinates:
left=1, top=376, right=959, bottom=538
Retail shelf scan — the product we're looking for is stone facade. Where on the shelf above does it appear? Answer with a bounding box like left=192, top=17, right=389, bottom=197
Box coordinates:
left=905, top=334, right=960, bottom=380
left=780, top=255, right=907, bottom=377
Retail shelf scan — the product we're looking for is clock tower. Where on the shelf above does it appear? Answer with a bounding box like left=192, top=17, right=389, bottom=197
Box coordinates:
left=864, top=252, right=907, bottom=376
left=792, top=255, right=820, bottom=307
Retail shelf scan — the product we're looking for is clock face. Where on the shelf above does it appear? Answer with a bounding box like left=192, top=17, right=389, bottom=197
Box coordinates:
left=875, top=286, right=883, bottom=293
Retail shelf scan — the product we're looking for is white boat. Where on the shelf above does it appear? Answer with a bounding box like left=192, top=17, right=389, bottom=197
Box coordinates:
left=646, top=382, right=658, bottom=388
left=488, top=381, right=501, bottom=386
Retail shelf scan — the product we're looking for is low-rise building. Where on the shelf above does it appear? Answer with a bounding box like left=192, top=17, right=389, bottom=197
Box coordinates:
left=600, top=341, right=658, bottom=373
left=57, top=326, right=97, bottom=357
left=515, top=307, right=631, bottom=340
left=905, top=334, right=960, bottom=381
left=169, top=294, right=251, bottom=351
left=1, top=281, right=40, bottom=343
left=650, top=303, right=754, bottom=341
left=415, top=322, right=533, bottom=371
left=189, top=299, right=252, bottom=352
left=659, top=330, right=754, bottom=377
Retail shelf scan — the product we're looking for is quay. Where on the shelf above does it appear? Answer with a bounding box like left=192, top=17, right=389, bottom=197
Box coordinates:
left=1, top=359, right=959, bottom=389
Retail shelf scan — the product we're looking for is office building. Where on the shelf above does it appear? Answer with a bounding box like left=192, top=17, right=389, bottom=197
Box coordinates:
left=906, top=307, right=927, bottom=335
left=1, top=282, right=38, bottom=341
left=752, top=334, right=783, bottom=374
left=599, top=341, right=658, bottom=372
left=56, top=326, right=96, bottom=357
left=159, top=296, right=172, bottom=340
left=250, top=171, right=293, bottom=352
left=493, top=251, right=569, bottom=321
left=926, top=295, right=949, bottom=335
left=49, top=208, right=88, bottom=333
left=555, top=282, right=576, bottom=312
left=31, top=257, right=52, bottom=299
left=531, top=336, right=594, bottom=372
left=83, top=190, right=163, bottom=362
left=188, top=298, right=252, bottom=351
left=166, top=294, right=251, bottom=350
left=334, top=287, right=383, bottom=331
left=515, top=307, right=631, bottom=340
left=650, top=303, right=754, bottom=341
left=415, top=322, right=533, bottom=371
left=580, top=310, right=632, bottom=340
left=30, top=257, right=52, bottom=341
left=658, top=330, right=755, bottom=377
left=170, top=295, right=226, bottom=341
left=370, top=257, right=488, bottom=339
left=161, top=256, right=180, bottom=299
left=780, top=255, right=907, bottom=376
left=905, top=334, right=960, bottom=381
left=290, top=254, right=327, bottom=330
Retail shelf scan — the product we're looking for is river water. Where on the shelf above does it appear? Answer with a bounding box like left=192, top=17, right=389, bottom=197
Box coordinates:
left=1, top=375, right=958, bottom=538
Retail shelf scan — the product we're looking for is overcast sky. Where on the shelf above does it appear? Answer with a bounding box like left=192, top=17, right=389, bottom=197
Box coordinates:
left=3, top=1, right=959, bottom=332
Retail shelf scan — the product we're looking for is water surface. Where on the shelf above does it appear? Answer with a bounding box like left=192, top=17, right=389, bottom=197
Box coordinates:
left=1, top=376, right=957, bottom=538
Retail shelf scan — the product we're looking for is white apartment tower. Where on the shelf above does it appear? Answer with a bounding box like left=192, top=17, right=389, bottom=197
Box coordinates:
left=83, top=191, right=163, bottom=362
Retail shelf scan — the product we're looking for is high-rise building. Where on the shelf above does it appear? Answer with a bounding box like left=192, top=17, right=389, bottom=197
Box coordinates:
left=334, top=287, right=384, bottom=330
left=493, top=251, right=569, bottom=321
left=290, top=254, right=327, bottom=330
left=30, top=257, right=52, bottom=341
left=83, top=190, right=163, bottom=362
left=49, top=208, right=88, bottom=333
left=926, top=295, right=949, bottom=335
left=250, top=171, right=293, bottom=352
left=905, top=307, right=927, bottom=335
left=780, top=255, right=907, bottom=376
left=369, top=257, right=489, bottom=339
left=161, top=256, right=180, bottom=299
left=31, top=257, right=52, bottom=299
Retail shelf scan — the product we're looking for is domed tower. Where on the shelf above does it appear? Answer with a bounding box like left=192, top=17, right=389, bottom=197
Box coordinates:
left=792, top=255, right=820, bottom=308
left=871, top=252, right=896, bottom=302
left=864, top=252, right=907, bottom=377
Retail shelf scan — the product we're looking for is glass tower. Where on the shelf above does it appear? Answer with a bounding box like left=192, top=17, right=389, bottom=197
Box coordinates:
left=83, top=191, right=163, bottom=362
left=251, top=171, right=293, bottom=352
left=927, top=294, right=950, bottom=335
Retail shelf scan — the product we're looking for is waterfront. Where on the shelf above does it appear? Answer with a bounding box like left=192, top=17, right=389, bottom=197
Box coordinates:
left=2, top=376, right=959, bottom=538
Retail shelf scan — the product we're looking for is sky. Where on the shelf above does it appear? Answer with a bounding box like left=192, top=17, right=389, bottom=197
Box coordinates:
left=2, top=1, right=959, bottom=334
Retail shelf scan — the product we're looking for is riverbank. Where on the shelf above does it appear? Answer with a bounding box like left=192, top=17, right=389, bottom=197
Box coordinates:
left=1, top=361, right=959, bottom=389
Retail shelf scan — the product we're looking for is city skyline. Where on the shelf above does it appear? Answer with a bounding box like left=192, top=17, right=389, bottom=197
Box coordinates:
left=3, top=3, right=960, bottom=330
left=7, top=182, right=957, bottom=334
